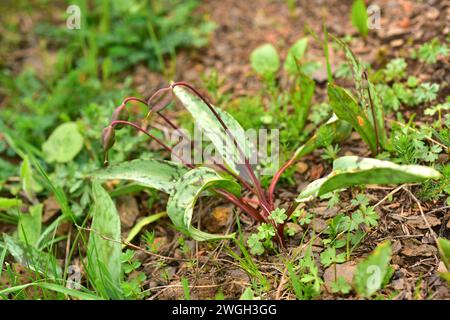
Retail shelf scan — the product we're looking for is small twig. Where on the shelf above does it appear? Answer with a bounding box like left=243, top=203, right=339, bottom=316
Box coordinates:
left=402, top=187, right=438, bottom=243
left=373, top=185, right=406, bottom=208
left=424, top=206, right=450, bottom=215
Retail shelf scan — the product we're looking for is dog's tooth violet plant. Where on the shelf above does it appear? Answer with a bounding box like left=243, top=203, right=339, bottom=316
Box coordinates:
left=94, top=41, right=441, bottom=252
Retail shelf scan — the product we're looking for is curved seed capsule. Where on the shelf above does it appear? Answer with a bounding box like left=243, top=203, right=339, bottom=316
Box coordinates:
left=111, top=105, right=129, bottom=129
left=102, top=125, right=116, bottom=152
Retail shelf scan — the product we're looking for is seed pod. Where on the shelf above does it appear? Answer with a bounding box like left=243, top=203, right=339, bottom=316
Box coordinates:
left=102, top=125, right=116, bottom=152
left=111, top=104, right=129, bottom=129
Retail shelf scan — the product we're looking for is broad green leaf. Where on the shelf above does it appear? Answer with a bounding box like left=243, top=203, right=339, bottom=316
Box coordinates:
left=0, top=198, right=21, bottom=210
left=173, top=85, right=256, bottom=176
left=351, top=0, right=369, bottom=37
left=167, top=167, right=240, bottom=241
left=250, top=43, right=280, bottom=77
left=18, top=204, right=42, bottom=247
left=328, top=83, right=378, bottom=154
left=87, top=182, right=122, bottom=299
left=353, top=241, right=392, bottom=297
left=42, top=122, right=84, bottom=163
left=297, top=156, right=441, bottom=202
left=3, top=233, right=62, bottom=279
left=284, top=38, right=308, bottom=75
left=93, top=159, right=187, bottom=194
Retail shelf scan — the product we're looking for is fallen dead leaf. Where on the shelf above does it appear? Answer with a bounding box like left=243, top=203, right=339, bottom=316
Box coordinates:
left=401, top=244, right=437, bottom=257
left=406, top=215, right=441, bottom=229
left=204, top=206, right=233, bottom=233
left=117, top=196, right=140, bottom=229
left=42, top=196, right=60, bottom=223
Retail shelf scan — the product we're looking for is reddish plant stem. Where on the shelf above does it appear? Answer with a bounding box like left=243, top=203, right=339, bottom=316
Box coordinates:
left=216, top=189, right=265, bottom=222
left=267, top=153, right=298, bottom=208
left=110, top=120, right=194, bottom=169
left=171, top=82, right=270, bottom=215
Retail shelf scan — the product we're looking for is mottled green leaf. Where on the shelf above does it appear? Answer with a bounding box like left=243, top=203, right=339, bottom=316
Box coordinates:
left=328, top=84, right=378, bottom=154
left=330, top=35, right=388, bottom=149
left=87, top=182, right=122, bottom=299
left=353, top=241, right=392, bottom=297
left=167, top=167, right=240, bottom=241
left=297, top=156, right=441, bottom=202
left=173, top=85, right=256, bottom=176
left=93, top=159, right=187, bottom=194
left=42, top=122, right=84, bottom=163
left=250, top=43, right=280, bottom=76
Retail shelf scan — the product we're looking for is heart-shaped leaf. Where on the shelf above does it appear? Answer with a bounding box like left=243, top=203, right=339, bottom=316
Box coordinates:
left=42, top=122, right=84, bottom=163
left=250, top=43, right=280, bottom=77
left=93, top=159, right=187, bottom=194
left=297, top=156, right=441, bottom=202
left=167, top=167, right=240, bottom=241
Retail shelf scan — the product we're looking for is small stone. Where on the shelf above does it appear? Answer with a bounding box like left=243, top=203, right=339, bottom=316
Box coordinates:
left=312, top=218, right=328, bottom=232
left=406, top=215, right=441, bottom=229
left=204, top=206, right=233, bottom=233
left=426, top=8, right=440, bottom=20
left=117, top=196, right=140, bottom=229
left=42, top=196, right=61, bottom=223
left=391, top=278, right=405, bottom=291
left=390, top=39, right=404, bottom=48
left=296, top=162, right=308, bottom=174
left=285, top=222, right=302, bottom=235
left=323, top=261, right=357, bottom=292
left=402, top=244, right=437, bottom=257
